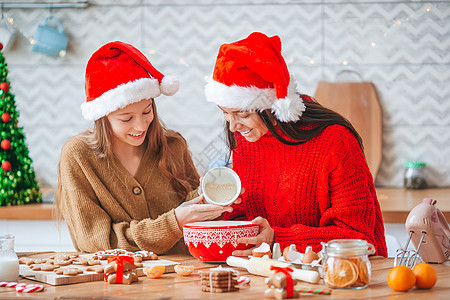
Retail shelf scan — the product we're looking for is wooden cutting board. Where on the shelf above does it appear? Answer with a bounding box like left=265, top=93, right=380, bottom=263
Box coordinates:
left=314, top=81, right=382, bottom=180
left=19, top=254, right=179, bottom=286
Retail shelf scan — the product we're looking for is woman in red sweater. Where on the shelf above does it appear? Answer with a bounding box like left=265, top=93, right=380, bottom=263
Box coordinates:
left=205, top=32, right=387, bottom=257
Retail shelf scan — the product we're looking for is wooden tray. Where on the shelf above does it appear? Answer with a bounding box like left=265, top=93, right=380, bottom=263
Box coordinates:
left=19, top=254, right=179, bottom=286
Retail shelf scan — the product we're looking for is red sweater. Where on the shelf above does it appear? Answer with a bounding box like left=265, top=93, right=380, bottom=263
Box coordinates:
left=224, top=124, right=387, bottom=257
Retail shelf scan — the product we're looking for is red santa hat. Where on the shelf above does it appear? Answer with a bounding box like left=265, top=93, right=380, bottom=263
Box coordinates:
left=205, top=32, right=305, bottom=122
left=81, top=41, right=179, bottom=121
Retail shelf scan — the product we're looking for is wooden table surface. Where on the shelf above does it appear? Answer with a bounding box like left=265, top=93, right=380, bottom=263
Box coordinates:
left=1, top=254, right=449, bottom=299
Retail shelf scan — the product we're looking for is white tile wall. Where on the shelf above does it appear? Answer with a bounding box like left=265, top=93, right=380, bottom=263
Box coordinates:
left=1, top=0, right=448, bottom=188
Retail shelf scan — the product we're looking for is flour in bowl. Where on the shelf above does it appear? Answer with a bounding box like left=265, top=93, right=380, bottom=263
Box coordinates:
left=205, top=182, right=237, bottom=204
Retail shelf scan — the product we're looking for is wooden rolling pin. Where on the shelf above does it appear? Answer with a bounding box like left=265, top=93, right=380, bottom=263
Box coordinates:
left=226, top=256, right=321, bottom=284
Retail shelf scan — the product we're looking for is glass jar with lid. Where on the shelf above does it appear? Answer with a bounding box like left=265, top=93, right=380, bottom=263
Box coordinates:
left=404, top=161, right=428, bottom=189
left=321, top=239, right=375, bottom=289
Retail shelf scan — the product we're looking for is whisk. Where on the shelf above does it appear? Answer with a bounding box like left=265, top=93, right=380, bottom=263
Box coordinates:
left=394, top=231, right=423, bottom=268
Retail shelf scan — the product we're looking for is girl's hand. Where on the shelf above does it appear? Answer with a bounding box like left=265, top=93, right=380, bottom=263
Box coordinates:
left=231, top=216, right=274, bottom=257
left=174, top=194, right=233, bottom=228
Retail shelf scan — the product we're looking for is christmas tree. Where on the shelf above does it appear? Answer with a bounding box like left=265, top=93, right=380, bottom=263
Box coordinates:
left=0, top=43, right=42, bottom=206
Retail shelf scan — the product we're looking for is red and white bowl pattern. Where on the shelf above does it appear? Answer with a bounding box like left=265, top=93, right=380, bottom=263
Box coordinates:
left=183, top=221, right=259, bottom=262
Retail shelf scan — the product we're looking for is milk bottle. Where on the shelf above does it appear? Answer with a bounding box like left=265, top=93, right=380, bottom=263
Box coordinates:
left=0, top=234, right=19, bottom=282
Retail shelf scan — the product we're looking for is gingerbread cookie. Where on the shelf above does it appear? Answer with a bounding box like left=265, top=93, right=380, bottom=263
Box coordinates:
left=133, top=250, right=158, bottom=261
left=86, top=266, right=104, bottom=273
left=54, top=259, right=72, bottom=267
left=104, top=260, right=136, bottom=274
left=30, top=263, right=58, bottom=271
left=92, top=250, right=118, bottom=260
left=88, top=259, right=102, bottom=266
left=54, top=267, right=83, bottom=276
left=19, top=257, right=35, bottom=265
left=49, top=253, right=78, bottom=260
left=200, top=266, right=239, bottom=293
left=72, top=258, right=89, bottom=265
left=41, top=264, right=59, bottom=272
left=30, top=264, right=43, bottom=271
left=265, top=272, right=299, bottom=289
left=202, top=286, right=239, bottom=293
left=104, top=271, right=138, bottom=284
left=33, top=258, right=47, bottom=264
left=202, top=279, right=238, bottom=288
left=92, top=249, right=134, bottom=260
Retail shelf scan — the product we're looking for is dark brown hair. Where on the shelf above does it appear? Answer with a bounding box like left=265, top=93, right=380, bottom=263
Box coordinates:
left=225, top=94, right=363, bottom=159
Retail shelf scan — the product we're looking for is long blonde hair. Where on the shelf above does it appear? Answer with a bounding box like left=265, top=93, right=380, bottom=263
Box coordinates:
left=54, top=103, right=197, bottom=222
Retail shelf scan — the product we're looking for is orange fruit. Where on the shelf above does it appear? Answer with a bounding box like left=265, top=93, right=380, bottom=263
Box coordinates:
left=326, top=258, right=359, bottom=287
left=174, top=264, right=195, bottom=276
left=355, top=260, right=370, bottom=286
left=143, top=265, right=165, bottom=279
left=412, top=263, right=437, bottom=289
left=387, top=266, right=416, bottom=292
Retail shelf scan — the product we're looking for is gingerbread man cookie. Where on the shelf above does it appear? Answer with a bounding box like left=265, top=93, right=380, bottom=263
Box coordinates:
left=265, top=272, right=299, bottom=289
left=133, top=250, right=158, bottom=262
left=19, top=257, right=35, bottom=265
left=104, top=260, right=136, bottom=274
left=54, top=267, right=83, bottom=276
left=86, top=266, right=104, bottom=273
left=54, top=259, right=72, bottom=267
left=104, top=271, right=138, bottom=284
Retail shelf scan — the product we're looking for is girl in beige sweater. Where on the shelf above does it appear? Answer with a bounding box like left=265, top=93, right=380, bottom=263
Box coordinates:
left=55, top=41, right=232, bottom=254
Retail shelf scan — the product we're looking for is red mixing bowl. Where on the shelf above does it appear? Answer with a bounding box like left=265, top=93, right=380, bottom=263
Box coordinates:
left=183, top=221, right=259, bottom=262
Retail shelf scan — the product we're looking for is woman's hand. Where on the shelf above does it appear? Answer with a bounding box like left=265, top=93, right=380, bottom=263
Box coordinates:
left=232, top=216, right=274, bottom=257
left=174, top=194, right=233, bottom=229
left=232, top=187, right=245, bottom=205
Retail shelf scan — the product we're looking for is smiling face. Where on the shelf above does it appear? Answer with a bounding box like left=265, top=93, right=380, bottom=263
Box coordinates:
left=106, top=98, right=154, bottom=150
left=219, top=106, right=269, bottom=142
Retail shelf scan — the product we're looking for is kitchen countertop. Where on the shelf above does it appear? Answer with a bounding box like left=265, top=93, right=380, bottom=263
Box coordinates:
left=376, top=188, right=450, bottom=223
left=1, top=187, right=449, bottom=223
left=0, top=253, right=448, bottom=299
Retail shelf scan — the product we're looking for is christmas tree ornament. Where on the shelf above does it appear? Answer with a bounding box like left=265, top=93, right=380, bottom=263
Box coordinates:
left=0, top=82, right=9, bottom=93
left=1, top=139, right=11, bottom=150
left=1, top=112, right=10, bottom=123
left=0, top=42, right=3, bottom=51
left=1, top=160, right=11, bottom=172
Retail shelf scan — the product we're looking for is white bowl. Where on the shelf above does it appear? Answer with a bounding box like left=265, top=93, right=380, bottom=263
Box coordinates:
left=202, top=167, right=241, bottom=206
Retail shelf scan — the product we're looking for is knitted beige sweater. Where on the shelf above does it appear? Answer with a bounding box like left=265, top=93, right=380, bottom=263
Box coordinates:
left=58, top=131, right=199, bottom=254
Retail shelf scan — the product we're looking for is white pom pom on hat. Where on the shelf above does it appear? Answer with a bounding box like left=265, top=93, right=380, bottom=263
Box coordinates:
left=81, top=41, right=179, bottom=121
left=160, top=75, right=179, bottom=96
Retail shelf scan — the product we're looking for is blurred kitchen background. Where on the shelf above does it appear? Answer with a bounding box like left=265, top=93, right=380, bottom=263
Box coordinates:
left=0, top=0, right=449, bottom=252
